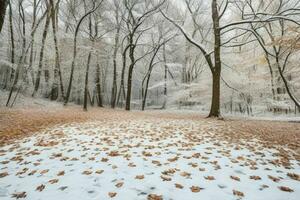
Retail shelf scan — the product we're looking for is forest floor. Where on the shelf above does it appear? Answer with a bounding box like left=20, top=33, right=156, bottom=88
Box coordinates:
left=0, top=106, right=300, bottom=200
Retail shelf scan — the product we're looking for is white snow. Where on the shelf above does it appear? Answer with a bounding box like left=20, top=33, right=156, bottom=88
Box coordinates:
left=0, top=119, right=299, bottom=200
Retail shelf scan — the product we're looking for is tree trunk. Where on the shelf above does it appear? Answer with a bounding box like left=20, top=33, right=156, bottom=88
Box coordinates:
left=0, top=0, right=8, bottom=34
left=125, top=41, right=135, bottom=111
left=50, top=0, right=64, bottom=101
left=3, top=1, right=14, bottom=90
left=95, top=63, right=103, bottom=107
left=162, top=43, right=167, bottom=109
left=84, top=52, right=92, bottom=111
left=117, top=44, right=129, bottom=107
left=111, top=20, right=121, bottom=108
left=33, top=11, right=51, bottom=96
left=208, top=0, right=221, bottom=118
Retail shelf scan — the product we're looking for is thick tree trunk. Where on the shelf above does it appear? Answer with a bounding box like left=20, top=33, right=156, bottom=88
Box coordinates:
left=208, top=0, right=222, bottom=118
left=209, top=72, right=221, bottom=117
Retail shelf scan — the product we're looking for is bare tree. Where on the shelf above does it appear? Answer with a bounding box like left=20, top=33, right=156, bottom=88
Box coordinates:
left=123, top=0, right=166, bottom=111
left=64, top=0, right=104, bottom=105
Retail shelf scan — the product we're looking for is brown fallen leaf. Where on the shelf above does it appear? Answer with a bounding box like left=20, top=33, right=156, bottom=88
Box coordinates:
left=28, top=170, right=37, bottom=176
left=167, top=156, right=178, bottom=162
left=108, top=151, right=120, bottom=157
left=148, top=194, right=163, bottom=200
left=12, top=192, right=27, bottom=199
left=175, top=183, right=184, bottom=189
left=82, top=170, right=92, bottom=175
left=0, top=172, right=8, bottom=178
left=128, top=163, right=136, bottom=167
left=190, top=186, right=203, bottom=193
left=250, top=175, right=261, bottom=180
left=268, top=175, right=280, bottom=182
left=160, top=175, right=172, bottom=181
left=40, top=169, right=49, bottom=175
left=204, top=176, right=215, bottom=180
left=233, top=190, right=244, bottom=197
left=36, top=184, right=45, bottom=192
left=57, top=171, right=65, bottom=176
left=49, top=179, right=59, bottom=184
left=278, top=186, right=294, bottom=192
left=95, top=170, right=104, bottom=174
left=180, top=171, right=191, bottom=178
left=142, top=151, right=153, bottom=157
left=108, top=192, right=117, bottom=198
left=115, top=182, right=124, bottom=188
left=101, top=158, right=109, bottom=162
left=230, top=175, right=240, bottom=181
left=287, top=173, right=300, bottom=181
left=135, top=175, right=145, bottom=180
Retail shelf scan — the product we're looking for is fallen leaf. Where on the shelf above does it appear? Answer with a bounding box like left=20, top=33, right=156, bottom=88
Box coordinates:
left=115, top=182, right=124, bottom=188
left=108, top=192, right=117, bottom=198
left=135, top=175, right=145, bottom=180
left=233, top=190, right=244, bottom=197
left=36, top=184, right=45, bottom=192
left=82, top=170, right=92, bottom=175
left=160, top=175, right=172, bottom=181
left=250, top=175, right=261, bottom=180
left=230, top=175, right=240, bottom=181
left=175, top=183, right=184, bottom=189
left=268, top=175, right=280, bottom=182
left=0, top=172, right=8, bottom=178
left=12, top=192, right=27, bottom=199
left=148, top=194, right=163, bottom=200
left=190, top=186, right=203, bottom=193
left=49, top=179, right=59, bottom=184
left=278, top=186, right=294, bottom=192
left=204, top=176, right=215, bottom=180
left=95, top=170, right=104, bottom=174
left=57, top=171, right=65, bottom=176
left=287, top=173, right=300, bottom=181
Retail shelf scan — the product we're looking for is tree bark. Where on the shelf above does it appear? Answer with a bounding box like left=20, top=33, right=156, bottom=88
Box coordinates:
left=84, top=52, right=92, bottom=111
left=50, top=0, right=64, bottom=101
left=33, top=10, right=51, bottom=96
left=208, top=0, right=221, bottom=118
left=125, top=39, right=135, bottom=111
left=111, top=27, right=120, bottom=108
left=95, top=63, right=103, bottom=107
left=0, top=0, right=8, bottom=34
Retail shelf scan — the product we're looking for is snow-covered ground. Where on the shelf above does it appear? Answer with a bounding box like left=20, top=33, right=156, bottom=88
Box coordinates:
left=0, top=118, right=299, bottom=200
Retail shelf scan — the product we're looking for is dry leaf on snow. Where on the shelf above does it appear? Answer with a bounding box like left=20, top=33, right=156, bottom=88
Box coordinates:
left=11, top=192, right=27, bottom=199
left=108, top=192, right=117, bottom=198
left=233, top=190, right=244, bottom=197
left=175, top=183, right=184, bottom=189
left=135, top=175, right=145, bottom=179
left=190, top=186, right=203, bottom=193
left=115, top=182, right=124, bottom=188
left=148, top=194, right=163, bottom=200
left=278, top=186, right=294, bottom=192
left=36, top=184, right=45, bottom=192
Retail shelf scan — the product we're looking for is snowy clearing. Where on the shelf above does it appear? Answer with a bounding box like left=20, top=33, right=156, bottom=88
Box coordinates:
left=0, top=110, right=299, bottom=200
